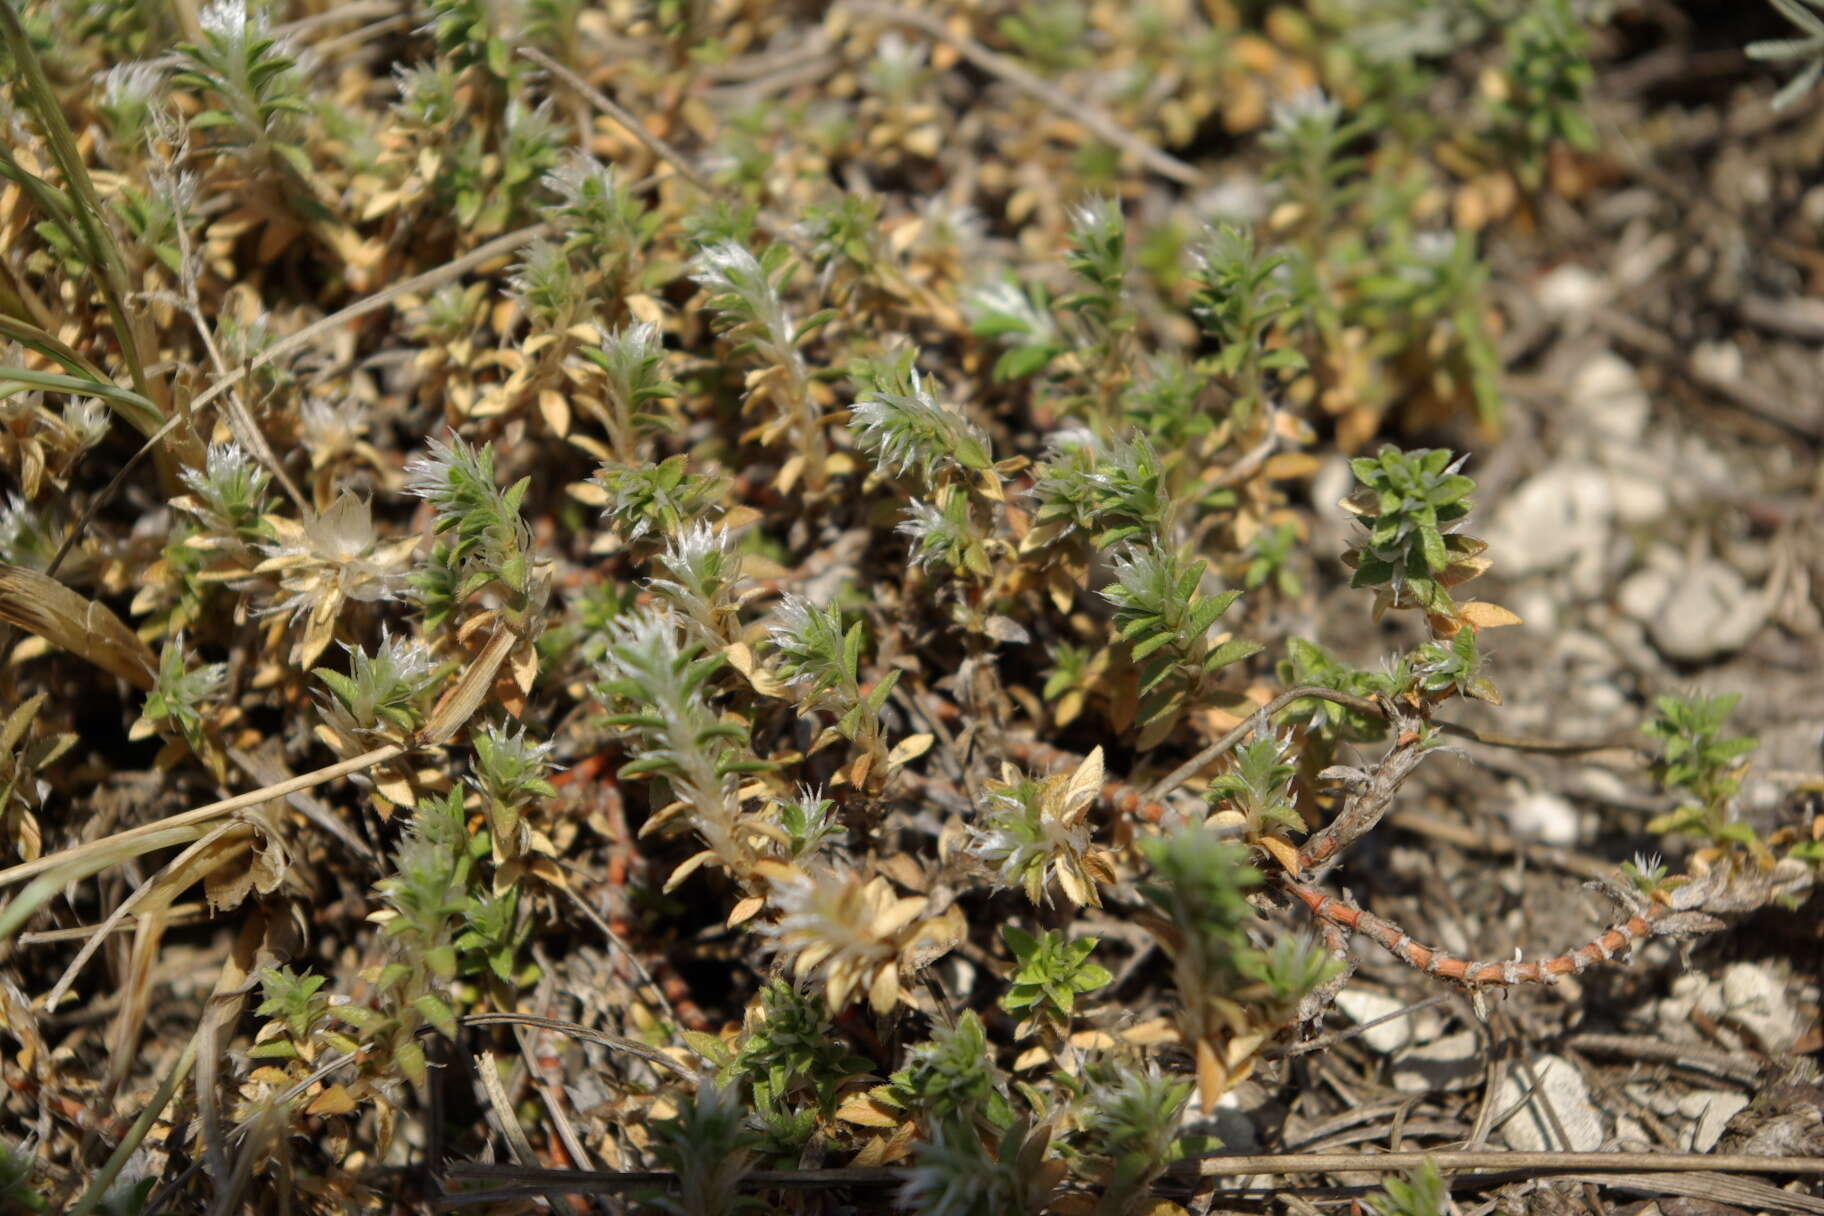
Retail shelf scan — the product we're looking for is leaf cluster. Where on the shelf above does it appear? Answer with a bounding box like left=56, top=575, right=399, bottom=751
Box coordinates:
left=174, top=0, right=312, bottom=175
left=1103, top=545, right=1262, bottom=745
left=877, top=1011, right=1013, bottom=1136
left=1341, top=444, right=1484, bottom=617
left=999, top=926, right=1111, bottom=1034
left=1644, top=693, right=1762, bottom=852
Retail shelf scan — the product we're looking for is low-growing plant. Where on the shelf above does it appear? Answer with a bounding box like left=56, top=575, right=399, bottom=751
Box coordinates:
left=1372, top=1158, right=1449, bottom=1216
left=875, top=1010, right=1013, bottom=1137
left=1067, top=1061, right=1211, bottom=1216
left=1749, top=0, right=1824, bottom=109
left=968, top=746, right=1114, bottom=907
left=999, top=925, right=1112, bottom=1040
left=1136, top=826, right=1340, bottom=1106
left=1644, top=692, right=1768, bottom=865
left=1103, top=543, right=1262, bottom=747
left=768, top=595, right=901, bottom=792
left=0, top=4, right=1813, bottom=1212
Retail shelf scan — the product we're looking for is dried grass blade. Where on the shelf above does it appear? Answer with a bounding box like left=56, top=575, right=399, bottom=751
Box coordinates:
left=199, top=910, right=268, bottom=1216
left=39, top=822, right=252, bottom=1013
left=0, top=825, right=210, bottom=945
left=0, top=564, right=158, bottom=690
left=419, top=625, right=518, bottom=745
left=1561, top=1172, right=1824, bottom=1216
left=0, top=744, right=402, bottom=892
left=99, top=830, right=254, bottom=1104
left=68, top=1037, right=197, bottom=1216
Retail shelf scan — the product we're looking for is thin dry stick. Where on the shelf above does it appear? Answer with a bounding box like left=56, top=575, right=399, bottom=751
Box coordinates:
left=0, top=744, right=401, bottom=891
left=510, top=1012, right=597, bottom=1175
left=1384, top=808, right=1614, bottom=883
left=845, top=2, right=1203, bottom=186
left=229, top=746, right=379, bottom=866
left=1441, top=722, right=1647, bottom=757
left=475, top=1048, right=568, bottom=1213
left=457, top=1012, right=697, bottom=1080
left=1145, top=685, right=1384, bottom=802
left=434, top=1150, right=1824, bottom=1200
left=520, top=47, right=717, bottom=194
left=1173, top=1150, right=1824, bottom=1178
left=1561, top=1171, right=1824, bottom=1216
left=1564, top=1033, right=1761, bottom=1085
left=1269, top=994, right=1453, bottom=1059
left=18, top=902, right=205, bottom=945
left=166, top=150, right=310, bottom=515
left=1148, top=688, right=1640, bottom=808
left=477, top=1049, right=540, bottom=1167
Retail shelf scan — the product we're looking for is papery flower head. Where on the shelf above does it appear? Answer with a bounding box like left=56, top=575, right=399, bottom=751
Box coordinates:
left=757, top=865, right=933, bottom=1013
left=255, top=493, right=414, bottom=666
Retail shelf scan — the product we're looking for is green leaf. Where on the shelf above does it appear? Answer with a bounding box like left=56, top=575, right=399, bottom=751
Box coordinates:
left=413, top=993, right=459, bottom=1039
left=1204, top=637, right=1264, bottom=671
left=1130, top=631, right=1177, bottom=663
left=864, top=669, right=901, bottom=715
left=396, top=1040, right=429, bottom=1087
left=424, top=944, right=459, bottom=980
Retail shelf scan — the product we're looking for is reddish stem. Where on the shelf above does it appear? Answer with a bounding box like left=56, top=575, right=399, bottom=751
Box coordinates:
left=1281, top=876, right=1657, bottom=986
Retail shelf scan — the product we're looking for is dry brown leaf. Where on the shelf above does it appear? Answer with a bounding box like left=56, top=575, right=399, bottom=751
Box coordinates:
left=835, top=1094, right=901, bottom=1129
left=1457, top=600, right=1524, bottom=629
left=885, top=732, right=933, bottom=768
left=306, top=1083, right=359, bottom=1117
left=1258, top=835, right=1302, bottom=876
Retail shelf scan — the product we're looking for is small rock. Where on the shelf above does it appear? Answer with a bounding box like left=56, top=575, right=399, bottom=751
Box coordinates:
left=1509, top=586, right=1560, bottom=634
left=1606, top=467, right=1671, bottom=525
left=1617, top=564, right=1676, bottom=625
left=1628, top=1079, right=1685, bottom=1117
left=1673, top=433, right=1735, bottom=486
left=1392, top=1030, right=1482, bottom=1093
left=1570, top=351, right=1651, bottom=444
left=1655, top=963, right=1807, bottom=1054
left=1630, top=559, right=1769, bottom=662
left=1334, top=989, right=1435, bottom=1055
left=1613, top=1115, right=1654, bottom=1150
left=1194, top=176, right=1270, bottom=225
left=1578, top=767, right=1635, bottom=807
left=1183, top=1082, right=1266, bottom=1155
left=1486, top=464, right=1613, bottom=578
left=1656, top=974, right=1712, bottom=1046
left=1506, top=785, right=1580, bottom=846
left=1804, top=185, right=1824, bottom=228
left=1493, top=1055, right=1605, bottom=1151
left=1719, top=962, right=1807, bottom=1053
left=1692, top=339, right=1744, bottom=382
left=1537, top=264, right=1608, bottom=319
left=1679, top=1091, right=1751, bottom=1152
left=1310, top=456, right=1357, bottom=552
